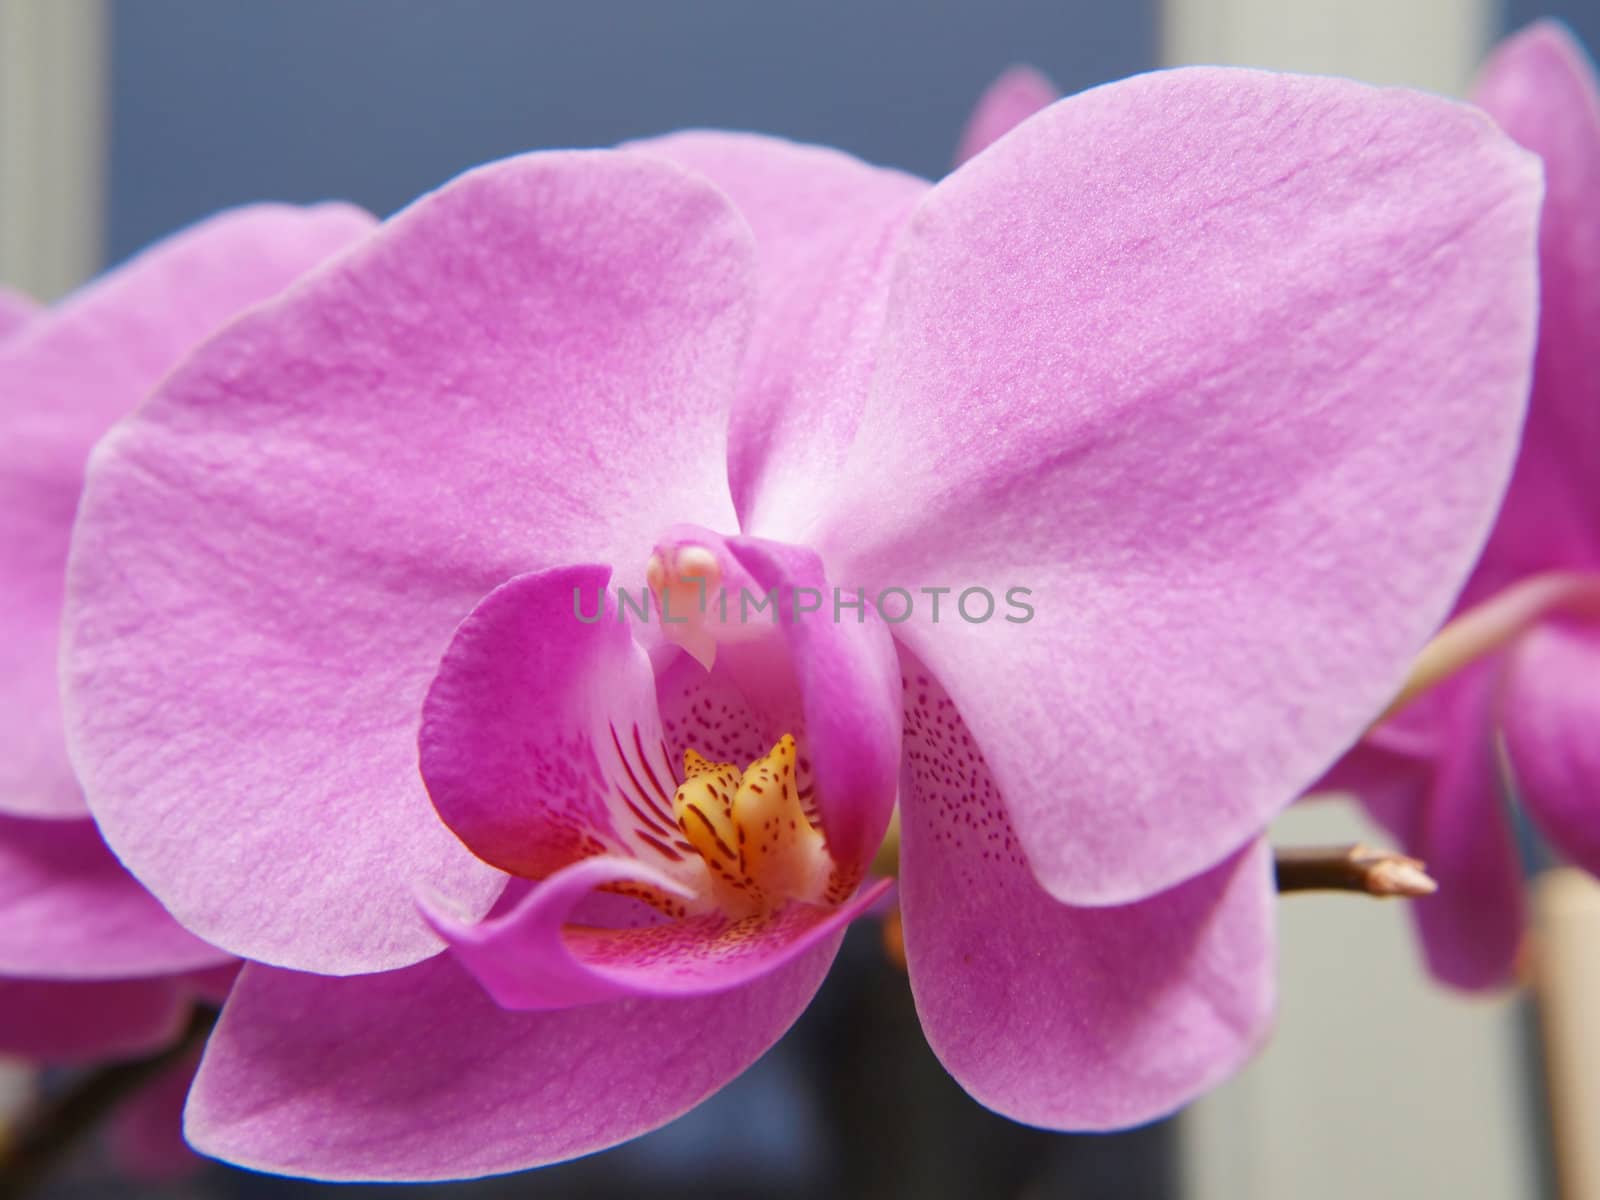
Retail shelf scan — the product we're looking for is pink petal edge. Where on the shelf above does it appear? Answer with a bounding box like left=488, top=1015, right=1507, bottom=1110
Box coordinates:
left=1, top=203, right=375, bottom=820
left=0, top=813, right=230, bottom=978
left=1500, top=622, right=1600, bottom=880
left=817, top=66, right=1541, bottom=906
left=63, top=150, right=755, bottom=973
left=1465, top=21, right=1600, bottom=594
left=898, top=659, right=1275, bottom=1127
left=186, top=944, right=841, bottom=1180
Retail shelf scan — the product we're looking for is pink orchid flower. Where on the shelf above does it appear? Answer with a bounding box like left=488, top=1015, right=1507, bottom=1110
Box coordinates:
left=1318, top=22, right=1600, bottom=990
left=953, top=65, right=1059, bottom=166
left=0, top=207, right=370, bottom=1135
left=58, top=69, right=1539, bottom=1180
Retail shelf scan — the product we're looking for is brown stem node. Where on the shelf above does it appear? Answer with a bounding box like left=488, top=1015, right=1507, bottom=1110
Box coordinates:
left=1274, top=842, right=1438, bottom=898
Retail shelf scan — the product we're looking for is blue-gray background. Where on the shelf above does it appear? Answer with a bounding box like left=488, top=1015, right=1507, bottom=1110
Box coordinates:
left=106, top=0, right=1156, bottom=259
left=107, top=1, right=1600, bottom=262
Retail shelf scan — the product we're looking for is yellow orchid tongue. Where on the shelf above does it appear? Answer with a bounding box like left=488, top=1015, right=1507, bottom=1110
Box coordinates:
left=672, top=735, right=830, bottom=919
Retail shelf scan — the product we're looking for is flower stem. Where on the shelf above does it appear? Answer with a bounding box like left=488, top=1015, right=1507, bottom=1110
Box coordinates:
left=0, top=1006, right=216, bottom=1200
left=1375, top=570, right=1600, bottom=727
left=1274, top=843, right=1437, bottom=897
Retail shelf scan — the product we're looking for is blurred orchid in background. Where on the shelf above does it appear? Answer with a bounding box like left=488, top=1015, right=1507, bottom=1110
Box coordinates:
left=0, top=205, right=372, bottom=1170
left=45, top=62, right=1543, bottom=1181
left=952, top=64, right=1058, bottom=166
left=1316, top=21, right=1600, bottom=991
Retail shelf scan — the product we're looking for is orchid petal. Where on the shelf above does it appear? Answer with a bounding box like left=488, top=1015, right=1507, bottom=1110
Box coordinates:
left=1377, top=667, right=1527, bottom=990
left=0, top=204, right=373, bottom=819
left=1501, top=622, right=1600, bottom=879
left=1315, top=738, right=1427, bottom=810
left=0, top=813, right=229, bottom=978
left=1312, top=706, right=1437, bottom=836
left=954, top=65, right=1059, bottom=165
left=1409, top=665, right=1526, bottom=989
left=422, top=854, right=889, bottom=1009
left=419, top=565, right=681, bottom=881
left=820, top=67, right=1541, bottom=904
left=635, top=132, right=926, bottom=540
left=1467, top=22, right=1600, bottom=594
left=0, top=976, right=186, bottom=1063
left=898, top=663, right=1275, bottom=1128
left=1320, top=669, right=1524, bottom=989
left=186, top=949, right=837, bottom=1180
left=62, top=151, right=755, bottom=974
left=1324, top=752, right=1436, bottom=870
